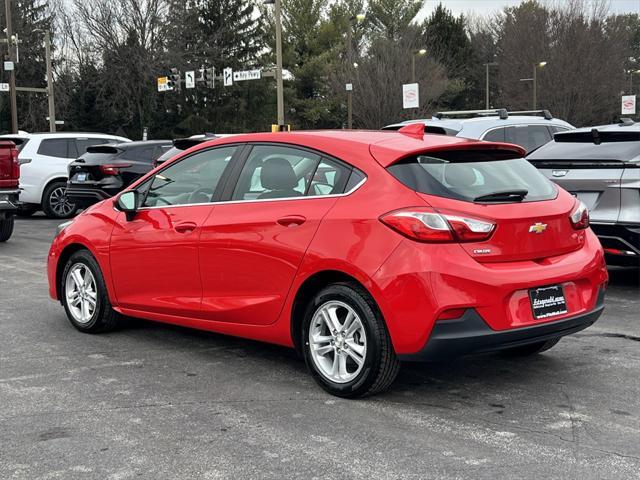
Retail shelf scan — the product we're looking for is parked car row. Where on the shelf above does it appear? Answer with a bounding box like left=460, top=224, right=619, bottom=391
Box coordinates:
left=0, top=132, right=129, bottom=218
left=2, top=115, right=638, bottom=265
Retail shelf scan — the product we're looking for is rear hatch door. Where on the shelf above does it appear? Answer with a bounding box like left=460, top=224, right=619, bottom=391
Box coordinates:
left=528, top=130, right=640, bottom=224
left=68, top=146, right=122, bottom=183
left=383, top=146, right=583, bottom=262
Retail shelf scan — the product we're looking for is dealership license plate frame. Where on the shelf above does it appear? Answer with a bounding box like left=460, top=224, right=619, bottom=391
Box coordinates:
left=529, top=284, right=568, bottom=320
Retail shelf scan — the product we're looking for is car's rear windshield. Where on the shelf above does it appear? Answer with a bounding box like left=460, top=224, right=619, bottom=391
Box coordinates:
left=528, top=140, right=640, bottom=162
left=387, top=150, right=557, bottom=203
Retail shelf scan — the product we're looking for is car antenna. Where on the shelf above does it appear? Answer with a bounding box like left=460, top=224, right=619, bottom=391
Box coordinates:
left=397, top=123, right=425, bottom=139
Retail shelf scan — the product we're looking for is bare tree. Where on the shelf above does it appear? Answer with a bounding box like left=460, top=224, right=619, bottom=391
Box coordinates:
left=332, top=30, right=450, bottom=128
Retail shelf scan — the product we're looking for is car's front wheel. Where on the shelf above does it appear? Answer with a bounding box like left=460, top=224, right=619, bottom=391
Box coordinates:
left=61, top=250, right=120, bottom=333
left=42, top=181, right=78, bottom=219
left=302, top=283, right=400, bottom=398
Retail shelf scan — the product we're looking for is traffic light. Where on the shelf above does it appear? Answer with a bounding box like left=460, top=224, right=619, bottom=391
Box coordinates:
left=168, top=68, right=181, bottom=91
left=203, top=67, right=215, bottom=88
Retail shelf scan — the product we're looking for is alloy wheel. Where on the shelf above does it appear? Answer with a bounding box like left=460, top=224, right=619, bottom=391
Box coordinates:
left=50, top=186, right=76, bottom=217
left=308, top=300, right=367, bottom=384
left=65, top=263, right=98, bottom=324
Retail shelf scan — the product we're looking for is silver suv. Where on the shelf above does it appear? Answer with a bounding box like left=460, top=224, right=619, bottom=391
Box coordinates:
left=383, top=109, right=574, bottom=154
left=528, top=120, right=640, bottom=266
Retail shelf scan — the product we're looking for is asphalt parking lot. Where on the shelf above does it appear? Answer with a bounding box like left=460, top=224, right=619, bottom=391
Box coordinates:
left=1, top=216, right=639, bottom=480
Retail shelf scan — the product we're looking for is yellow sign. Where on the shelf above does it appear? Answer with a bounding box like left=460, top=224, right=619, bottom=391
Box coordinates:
left=157, top=76, right=170, bottom=92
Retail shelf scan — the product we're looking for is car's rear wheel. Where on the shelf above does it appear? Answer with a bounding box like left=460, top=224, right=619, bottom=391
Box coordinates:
left=61, top=250, right=120, bottom=333
left=42, top=181, right=78, bottom=219
left=302, top=283, right=400, bottom=398
left=0, top=216, right=14, bottom=242
left=502, top=337, right=561, bottom=356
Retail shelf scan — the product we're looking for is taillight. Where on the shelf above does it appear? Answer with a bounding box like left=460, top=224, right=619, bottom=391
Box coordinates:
left=569, top=200, right=589, bottom=230
left=380, top=207, right=495, bottom=243
left=11, top=148, right=19, bottom=179
left=99, top=163, right=131, bottom=176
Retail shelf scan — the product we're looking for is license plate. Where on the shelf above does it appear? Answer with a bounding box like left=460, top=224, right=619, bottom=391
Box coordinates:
left=76, top=173, right=87, bottom=182
left=529, top=285, right=568, bottom=320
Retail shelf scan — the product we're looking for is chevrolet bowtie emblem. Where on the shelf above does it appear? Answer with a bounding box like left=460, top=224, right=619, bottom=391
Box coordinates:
left=529, top=223, right=547, bottom=234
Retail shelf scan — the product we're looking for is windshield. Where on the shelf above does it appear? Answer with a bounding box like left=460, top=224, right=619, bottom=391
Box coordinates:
left=387, top=150, right=557, bottom=203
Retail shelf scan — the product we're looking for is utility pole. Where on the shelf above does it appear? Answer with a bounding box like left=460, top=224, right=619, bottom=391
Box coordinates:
left=4, top=0, right=18, bottom=133
left=44, top=30, right=56, bottom=132
left=484, top=62, right=497, bottom=109
left=532, top=63, right=537, bottom=110
left=274, top=0, right=284, bottom=127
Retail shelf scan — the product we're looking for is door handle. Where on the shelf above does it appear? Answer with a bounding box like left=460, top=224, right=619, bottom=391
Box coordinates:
left=174, top=222, right=197, bottom=233
left=277, top=215, right=306, bottom=227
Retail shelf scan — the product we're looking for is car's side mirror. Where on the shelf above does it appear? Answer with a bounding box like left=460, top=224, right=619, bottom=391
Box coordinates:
left=115, top=190, right=139, bottom=221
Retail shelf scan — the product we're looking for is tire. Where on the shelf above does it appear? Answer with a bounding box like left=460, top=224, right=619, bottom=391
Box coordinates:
left=501, top=337, right=561, bottom=357
left=42, top=181, right=78, bottom=219
left=61, top=250, right=121, bottom=333
left=16, top=205, right=38, bottom=217
left=302, top=282, right=400, bottom=398
left=0, top=216, right=14, bottom=242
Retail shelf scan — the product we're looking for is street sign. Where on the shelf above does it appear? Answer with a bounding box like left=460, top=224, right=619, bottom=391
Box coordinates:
left=157, top=76, right=172, bottom=92
left=0, top=83, right=9, bottom=92
left=4, top=61, right=14, bottom=71
left=402, top=83, right=420, bottom=109
left=223, top=68, right=233, bottom=87
left=345, top=83, right=353, bottom=91
left=233, top=69, right=261, bottom=82
left=185, top=70, right=195, bottom=89
left=622, top=95, right=636, bottom=115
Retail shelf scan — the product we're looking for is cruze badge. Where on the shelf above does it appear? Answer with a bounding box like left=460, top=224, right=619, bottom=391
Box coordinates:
left=552, top=170, right=568, bottom=177
left=529, top=223, right=547, bottom=234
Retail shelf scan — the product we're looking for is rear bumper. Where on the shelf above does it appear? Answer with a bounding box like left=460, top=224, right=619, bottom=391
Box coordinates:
left=66, top=184, right=114, bottom=208
left=400, top=288, right=605, bottom=361
left=0, top=188, right=20, bottom=215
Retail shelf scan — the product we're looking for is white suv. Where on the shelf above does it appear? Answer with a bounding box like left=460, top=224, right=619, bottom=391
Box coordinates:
left=383, top=109, right=574, bottom=154
left=0, top=132, right=129, bottom=218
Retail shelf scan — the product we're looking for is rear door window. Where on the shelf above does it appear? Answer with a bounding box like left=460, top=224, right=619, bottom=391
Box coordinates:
left=37, top=138, right=74, bottom=158
left=482, top=128, right=505, bottom=142
left=387, top=150, right=557, bottom=203
left=231, top=145, right=321, bottom=201
left=505, top=125, right=552, bottom=153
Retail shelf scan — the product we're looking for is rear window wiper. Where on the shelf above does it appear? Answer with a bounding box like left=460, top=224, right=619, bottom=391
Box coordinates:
left=473, top=189, right=528, bottom=202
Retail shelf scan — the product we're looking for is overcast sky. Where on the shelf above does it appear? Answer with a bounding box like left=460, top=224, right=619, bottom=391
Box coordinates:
left=416, top=0, right=639, bottom=20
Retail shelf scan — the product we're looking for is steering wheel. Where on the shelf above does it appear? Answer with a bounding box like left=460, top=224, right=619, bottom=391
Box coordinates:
left=188, top=187, right=215, bottom=204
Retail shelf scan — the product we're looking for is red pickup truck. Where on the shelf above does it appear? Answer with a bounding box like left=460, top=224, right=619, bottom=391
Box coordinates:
left=0, top=140, right=20, bottom=242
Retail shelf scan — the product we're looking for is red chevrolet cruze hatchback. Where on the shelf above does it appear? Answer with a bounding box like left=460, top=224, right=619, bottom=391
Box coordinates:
left=48, top=128, right=608, bottom=397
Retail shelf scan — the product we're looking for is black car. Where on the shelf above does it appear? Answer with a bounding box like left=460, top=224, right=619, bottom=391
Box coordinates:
left=66, top=140, right=172, bottom=208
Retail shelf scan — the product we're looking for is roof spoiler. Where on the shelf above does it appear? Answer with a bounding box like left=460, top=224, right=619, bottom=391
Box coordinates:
left=434, top=109, right=553, bottom=120
left=172, top=133, right=218, bottom=150
left=554, top=128, right=640, bottom=144
left=86, top=144, right=122, bottom=154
